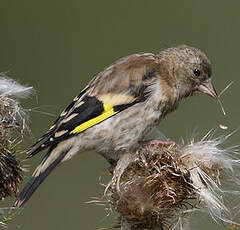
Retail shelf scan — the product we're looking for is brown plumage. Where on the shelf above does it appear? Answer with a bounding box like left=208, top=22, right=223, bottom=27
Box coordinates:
left=14, top=45, right=217, bottom=208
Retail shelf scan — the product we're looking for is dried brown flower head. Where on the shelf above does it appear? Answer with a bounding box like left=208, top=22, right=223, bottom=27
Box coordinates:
left=0, top=74, right=33, bottom=199
left=0, top=126, right=22, bottom=199
left=102, top=134, right=240, bottom=230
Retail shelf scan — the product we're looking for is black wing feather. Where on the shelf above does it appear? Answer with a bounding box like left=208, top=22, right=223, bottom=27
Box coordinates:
left=27, top=95, right=105, bottom=157
left=57, top=96, right=104, bottom=131
left=27, top=88, right=90, bottom=156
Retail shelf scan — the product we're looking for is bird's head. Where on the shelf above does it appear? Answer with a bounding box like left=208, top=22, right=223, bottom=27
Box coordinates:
left=158, top=45, right=217, bottom=101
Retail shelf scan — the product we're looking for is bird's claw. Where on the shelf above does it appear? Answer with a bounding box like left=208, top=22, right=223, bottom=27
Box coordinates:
left=139, top=139, right=177, bottom=148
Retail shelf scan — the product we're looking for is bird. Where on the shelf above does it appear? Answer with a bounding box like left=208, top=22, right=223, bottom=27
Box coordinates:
left=14, top=45, right=218, bottom=208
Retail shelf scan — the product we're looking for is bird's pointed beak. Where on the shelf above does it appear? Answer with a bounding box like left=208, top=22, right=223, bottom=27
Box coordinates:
left=197, top=79, right=218, bottom=99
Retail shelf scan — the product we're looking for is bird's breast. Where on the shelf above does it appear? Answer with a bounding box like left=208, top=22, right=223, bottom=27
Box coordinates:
left=96, top=103, right=162, bottom=159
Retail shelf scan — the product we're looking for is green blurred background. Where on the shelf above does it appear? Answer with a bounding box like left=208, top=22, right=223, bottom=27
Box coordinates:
left=1, top=1, right=240, bottom=229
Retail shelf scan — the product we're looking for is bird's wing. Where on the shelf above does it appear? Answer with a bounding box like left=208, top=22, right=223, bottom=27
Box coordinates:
left=27, top=53, right=159, bottom=157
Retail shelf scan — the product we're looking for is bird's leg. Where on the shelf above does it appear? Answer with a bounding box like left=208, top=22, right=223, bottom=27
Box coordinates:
left=107, top=158, right=118, bottom=174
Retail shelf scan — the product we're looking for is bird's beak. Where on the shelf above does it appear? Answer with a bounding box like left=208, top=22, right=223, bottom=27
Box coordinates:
left=197, top=79, right=218, bottom=99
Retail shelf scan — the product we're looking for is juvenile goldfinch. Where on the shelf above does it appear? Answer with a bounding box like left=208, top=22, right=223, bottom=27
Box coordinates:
left=14, top=45, right=217, bottom=208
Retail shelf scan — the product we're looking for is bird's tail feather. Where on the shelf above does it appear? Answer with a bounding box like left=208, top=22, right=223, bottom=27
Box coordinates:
left=14, top=147, right=68, bottom=208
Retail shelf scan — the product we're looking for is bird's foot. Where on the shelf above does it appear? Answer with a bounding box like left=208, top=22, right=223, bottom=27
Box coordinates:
left=148, top=139, right=176, bottom=147
left=139, top=139, right=177, bottom=148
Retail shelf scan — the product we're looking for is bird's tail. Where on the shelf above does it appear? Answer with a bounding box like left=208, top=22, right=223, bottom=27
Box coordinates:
left=14, top=147, right=68, bottom=208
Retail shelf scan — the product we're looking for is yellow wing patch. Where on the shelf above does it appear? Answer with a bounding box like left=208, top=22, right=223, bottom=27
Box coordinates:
left=70, top=104, right=117, bottom=134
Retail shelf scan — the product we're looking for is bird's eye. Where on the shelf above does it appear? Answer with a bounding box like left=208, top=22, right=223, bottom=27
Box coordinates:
left=193, top=69, right=201, bottom=77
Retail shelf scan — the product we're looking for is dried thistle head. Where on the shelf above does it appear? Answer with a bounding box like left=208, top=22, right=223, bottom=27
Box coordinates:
left=103, top=133, right=240, bottom=229
left=0, top=73, right=33, bottom=131
left=0, top=74, right=33, bottom=199
left=106, top=143, right=194, bottom=229
left=0, top=126, right=23, bottom=199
